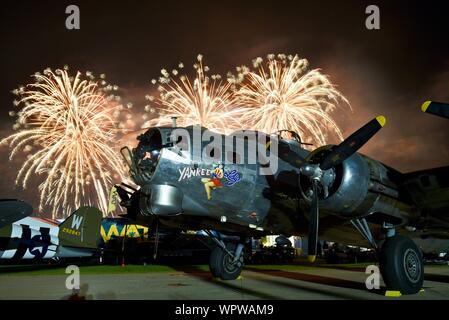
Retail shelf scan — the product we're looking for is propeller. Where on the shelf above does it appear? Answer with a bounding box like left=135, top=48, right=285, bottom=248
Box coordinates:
left=300, top=116, right=386, bottom=262
left=320, top=116, right=386, bottom=170
left=421, top=101, right=449, bottom=119
left=307, top=180, right=319, bottom=262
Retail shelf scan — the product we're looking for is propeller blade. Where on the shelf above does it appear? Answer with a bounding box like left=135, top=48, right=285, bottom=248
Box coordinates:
left=307, top=180, right=319, bottom=263
left=319, top=116, right=386, bottom=170
left=421, top=101, right=449, bottom=119
left=278, top=140, right=307, bottom=168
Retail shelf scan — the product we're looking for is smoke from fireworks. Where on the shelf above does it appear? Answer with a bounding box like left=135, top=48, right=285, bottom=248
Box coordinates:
left=231, top=54, right=351, bottom=146
left=142, top=54, right=244, bottom=134
left=1, top=68, right=130, bottom=218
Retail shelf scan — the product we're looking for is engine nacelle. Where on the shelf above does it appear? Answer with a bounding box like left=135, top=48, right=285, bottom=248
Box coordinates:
left=301, top=145, right=410, bottom=223
left=302, top=148, right=370, bottom=216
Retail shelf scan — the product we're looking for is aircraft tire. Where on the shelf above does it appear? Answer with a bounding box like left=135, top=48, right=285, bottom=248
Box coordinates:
left=209, top=246, right=222, bottom=278
left=219, top=243, right=244, bottom=280
left=379, top=235, right=424, bottom=294
left=210, top=243, right=244, bottom=280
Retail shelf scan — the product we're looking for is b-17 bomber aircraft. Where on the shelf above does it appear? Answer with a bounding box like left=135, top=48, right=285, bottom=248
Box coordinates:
left=0, top=200, right=102, bottom=260
left=115, top=101, right=449, bottom=295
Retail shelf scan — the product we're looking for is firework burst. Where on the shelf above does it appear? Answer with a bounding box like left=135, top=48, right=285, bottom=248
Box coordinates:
left=143, top=54, right=244, bottom=134
left=1, top=68, right=129, bottom=218
left=232, top=54, right=351, bottom=147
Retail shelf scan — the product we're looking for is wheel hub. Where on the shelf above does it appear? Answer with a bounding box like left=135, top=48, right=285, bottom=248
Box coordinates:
left=403, top=248, right=421, bottom=283
left=223, top=253, right=242, bottom=273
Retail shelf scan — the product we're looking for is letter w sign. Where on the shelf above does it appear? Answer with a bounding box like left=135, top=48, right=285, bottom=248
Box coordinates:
left=71, top=215, right=84, bottom=230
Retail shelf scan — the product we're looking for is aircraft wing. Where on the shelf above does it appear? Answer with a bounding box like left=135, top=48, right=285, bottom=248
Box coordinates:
left=397, top=101, right=449, bottom=236
left=0, top=200, right=33, bottom=229
left=400, top=166, right=449, bottom=237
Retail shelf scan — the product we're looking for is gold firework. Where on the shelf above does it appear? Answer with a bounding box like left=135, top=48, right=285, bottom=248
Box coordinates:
left=233, top=54, right=351, bottom=146
left=1, top=68, right=128, bottom=218
left=143, top=54, right=243, bottom=134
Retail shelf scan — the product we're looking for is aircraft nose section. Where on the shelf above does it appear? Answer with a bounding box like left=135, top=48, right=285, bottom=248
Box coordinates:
left=140, top=184, right=183, bottom=216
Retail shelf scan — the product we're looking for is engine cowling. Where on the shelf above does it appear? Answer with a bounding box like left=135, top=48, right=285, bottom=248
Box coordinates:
left=300, top=145, right=410, bottom=223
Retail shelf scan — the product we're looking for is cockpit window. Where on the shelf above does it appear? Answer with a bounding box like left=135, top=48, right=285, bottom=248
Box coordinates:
left=132, top=129, right=163, bottom=183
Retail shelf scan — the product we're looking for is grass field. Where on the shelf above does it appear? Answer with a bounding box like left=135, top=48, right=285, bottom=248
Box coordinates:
left=0, top=264, right=179, bottom=276
left=0, top=261, right=379, bottom=276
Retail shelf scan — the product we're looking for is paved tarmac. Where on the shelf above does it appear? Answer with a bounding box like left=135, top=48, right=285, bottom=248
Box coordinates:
left=0, top=264, right=448, bottom=300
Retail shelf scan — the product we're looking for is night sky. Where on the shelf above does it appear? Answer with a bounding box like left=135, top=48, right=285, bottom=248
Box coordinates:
left=1, top=0, right=448, bottom=212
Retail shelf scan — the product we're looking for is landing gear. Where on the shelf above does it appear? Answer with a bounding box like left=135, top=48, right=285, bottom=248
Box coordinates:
left=379, top=235, right=424, bottom=294
left=351, top=218, right=424, bottom=294
left=204, top=230, right=245, bottom=280
left=209, top=243, right=244, bottom=280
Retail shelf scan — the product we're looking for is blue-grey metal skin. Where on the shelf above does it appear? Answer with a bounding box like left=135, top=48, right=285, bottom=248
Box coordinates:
left=131, top=127, right=276, bottom=234
left=125, top=126, right=429, bottom=244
